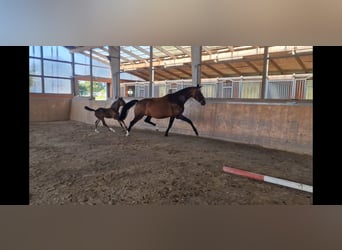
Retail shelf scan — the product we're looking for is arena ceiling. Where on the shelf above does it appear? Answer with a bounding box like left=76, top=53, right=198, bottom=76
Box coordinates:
left=65, top=46, right=313, bottom=81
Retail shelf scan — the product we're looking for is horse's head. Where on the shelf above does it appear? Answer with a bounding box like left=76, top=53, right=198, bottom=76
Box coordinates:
left=192, top=85, right=206, bottom=105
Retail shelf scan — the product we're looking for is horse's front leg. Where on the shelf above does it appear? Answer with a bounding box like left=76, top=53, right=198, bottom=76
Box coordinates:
left=176, top=114, right=199, bottom=136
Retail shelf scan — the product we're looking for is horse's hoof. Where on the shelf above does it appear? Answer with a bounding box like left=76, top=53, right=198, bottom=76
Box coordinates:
left=125, top=131, right=130, bottom=136
left=155, top=126, right=159, bottom=131
left=95, top=129, right=100, bottom=133
left=109, top=128, right=116, bottom=133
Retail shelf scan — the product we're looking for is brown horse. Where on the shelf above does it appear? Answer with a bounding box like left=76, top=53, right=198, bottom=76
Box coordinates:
left=84, top=97, right=127, bottom=133
left=118, top=85, right=206, bottom=136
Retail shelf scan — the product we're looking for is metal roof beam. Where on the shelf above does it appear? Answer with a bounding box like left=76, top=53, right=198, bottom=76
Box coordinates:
left=269, top=59, right=283, bottom=74
left=68, top=46, right=99, bottom=53
left=154, top=46, right=177, bottom=59
left=223, top=63, right=242, bottom=75
left=81, top=52, right=109, bottom=65
left=154, top=70, right=175, bottom=80
left=246, top=61, right=261, bottom=74
left=175, top=46, right=191, bottom=57
left=89, top=49, right=110, bottom=63
left=120, top=47, right=146, bottom=61
left=132, top=46, right=150, bottom=56
left=175, top=68, right=192, bottom=77
left=102, top=47, right=135, bottom=63
left=162, top=68, right=185, bottom=79
left=294, top=54, right=308, bottom=72
left=203, top=64, right=225, bottom=77
left=202, top=46, right=212, bottom=55
left=128, top=70, right=149, bottom=81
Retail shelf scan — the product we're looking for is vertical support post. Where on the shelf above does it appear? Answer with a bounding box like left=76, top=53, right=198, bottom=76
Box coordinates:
left=71, top=52, right=76, bottom=96
left=239, top=76, right=243, bottom=98
left=191, top=46, right=202, bottom=86
left=261, top=46, right=269, bottom=99
left=108, top=46, right=121, bottom=99
left=40, top=46, right=45, bottom=94
left=291, top=73, right=296, bottom=99
left=149, top=46, right=153, bottom=97
left=90, top=49, right=94, bottom=100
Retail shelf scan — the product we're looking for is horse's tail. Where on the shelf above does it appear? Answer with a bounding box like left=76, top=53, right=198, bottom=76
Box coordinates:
left=119, top=100, right=138, bottom=120
left=84, top=106, right=95, bottom=112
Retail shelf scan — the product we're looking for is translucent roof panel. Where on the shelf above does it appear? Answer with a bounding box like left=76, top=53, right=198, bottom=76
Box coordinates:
left=93, top=47, right=109, bottom=56
left=121, top=46, right=151, bottom=61
left=153, top=46, right=187, bottom=58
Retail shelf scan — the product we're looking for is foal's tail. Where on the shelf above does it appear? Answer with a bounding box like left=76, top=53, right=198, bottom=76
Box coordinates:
left=84, top=106, right=95, bottom=112
left=119, top=100, right=138, bottom=120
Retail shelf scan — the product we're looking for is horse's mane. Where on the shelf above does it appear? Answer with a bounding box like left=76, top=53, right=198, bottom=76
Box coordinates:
left=167, top=86, right=198, bottom=103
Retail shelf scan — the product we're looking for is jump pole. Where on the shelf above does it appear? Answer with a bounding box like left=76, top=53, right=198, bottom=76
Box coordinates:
left=222, top=166, right=313, bottom=193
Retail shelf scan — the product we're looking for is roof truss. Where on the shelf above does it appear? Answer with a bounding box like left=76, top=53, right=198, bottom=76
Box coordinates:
left=65, top=46, right=312, bottom=81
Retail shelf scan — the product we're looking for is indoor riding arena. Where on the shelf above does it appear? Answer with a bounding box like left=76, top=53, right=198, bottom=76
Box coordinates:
left=29, top=46, right=313, bottom=205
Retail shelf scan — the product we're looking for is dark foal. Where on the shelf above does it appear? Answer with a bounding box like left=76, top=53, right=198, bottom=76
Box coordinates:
left=84, top=97, right=128, bottom=133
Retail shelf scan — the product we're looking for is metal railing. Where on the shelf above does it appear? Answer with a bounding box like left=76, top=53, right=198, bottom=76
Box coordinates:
left=120, top=74, right=313, bottom=100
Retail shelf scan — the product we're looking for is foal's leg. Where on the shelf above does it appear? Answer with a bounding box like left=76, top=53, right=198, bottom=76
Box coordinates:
left=164, top=117, right=175, bottom=136
left=94, top=119, right=100, bottom=133
left=117, top=119, right=128, bottom=132
left=101, top=118, right=115, bottom=133
left=144, top=116, right=159, bottom=131
left=176, top=114, right=199, bottom=136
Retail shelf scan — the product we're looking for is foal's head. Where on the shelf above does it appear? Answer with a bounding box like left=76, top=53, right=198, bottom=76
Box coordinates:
left=117, top=97, right=126, bottom=107
left=111, top=97, right=126, bottom=111
left=191, top=86, right=206, bottom=105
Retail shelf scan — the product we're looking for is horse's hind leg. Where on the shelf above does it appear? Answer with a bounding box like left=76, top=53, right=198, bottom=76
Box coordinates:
left=102, top=119, right=115, bottom=133
left=144, top=116, right=159, bottom=131
left=176, top=114, right=199, bottom=136
left=164, top=117, right=175, bottom=136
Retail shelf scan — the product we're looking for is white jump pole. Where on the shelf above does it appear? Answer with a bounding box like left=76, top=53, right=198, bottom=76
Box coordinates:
left=222, top=166, right=313, bottom=193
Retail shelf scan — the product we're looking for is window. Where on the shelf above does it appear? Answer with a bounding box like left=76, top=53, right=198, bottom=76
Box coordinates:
left=78, top=80, right=90, bottom=96
left=30, top=77, right=43, bottom=93
left=201, top=84, right=216, bottom=98
left=29, top=46, right=41, bottom=57
left=30, top=46, right=73, bottom=94
left=44, top=78, right=71, bottom=94
left=305, top=79, right=313, bottom=100
left=43, top=46, right=72, bottom=62
left=241, top=81, right=261, bottom=98
left=29, top=58, right=42, bottom=75
left=78, top=81, right=107, bottom=100
left=44, top=60, right=72, bottom=78
left=94, top=82, right=107, bottom=100
left=74, top=53, right=90, bottom=64
left=93, top=66, right=111, bottom=78
left=75, top=64, right=90, bottom=75
left=222, top=81, right=233, bottom=98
